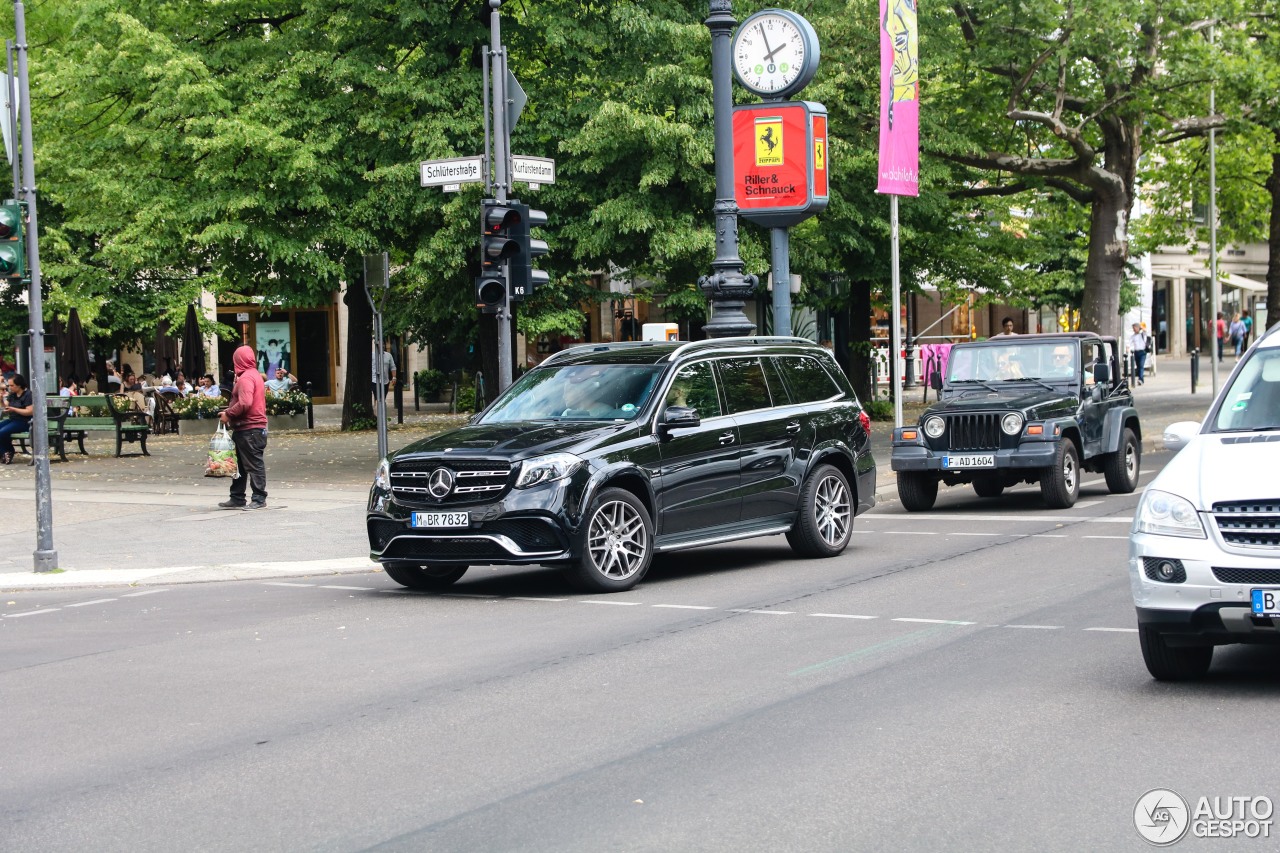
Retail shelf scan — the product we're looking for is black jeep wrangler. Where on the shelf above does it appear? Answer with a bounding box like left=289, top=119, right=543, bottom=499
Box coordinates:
left=890, top=332, right=1141, bottom=510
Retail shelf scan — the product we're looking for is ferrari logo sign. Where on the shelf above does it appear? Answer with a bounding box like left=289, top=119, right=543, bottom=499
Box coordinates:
left=755, top=116, right=784, bottom=167
left=733, top=101, right=829, bottom=228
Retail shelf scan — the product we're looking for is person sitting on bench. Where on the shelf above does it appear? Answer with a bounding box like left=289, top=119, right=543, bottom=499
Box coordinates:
left=0, top=372, right=33, bottom=465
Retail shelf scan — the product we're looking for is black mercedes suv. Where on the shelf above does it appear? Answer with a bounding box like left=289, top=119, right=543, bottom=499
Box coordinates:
left=367, top=337, right=876, bottom=592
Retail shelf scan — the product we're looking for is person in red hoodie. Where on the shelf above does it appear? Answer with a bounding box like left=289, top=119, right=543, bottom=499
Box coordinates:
left=218, top=344, right=269, bottom=510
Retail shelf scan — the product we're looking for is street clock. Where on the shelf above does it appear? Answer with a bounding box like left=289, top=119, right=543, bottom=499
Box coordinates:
left=732, top=9, right=820, bottom=99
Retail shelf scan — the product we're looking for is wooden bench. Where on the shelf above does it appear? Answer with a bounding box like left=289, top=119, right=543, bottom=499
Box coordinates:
left=58, top=394, right=151, bottom=458
left=12, top=397, right=73, bottom=462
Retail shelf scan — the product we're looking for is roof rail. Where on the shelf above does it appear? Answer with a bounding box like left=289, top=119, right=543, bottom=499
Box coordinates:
left=538, top=340, right=668, bottom=367
left=668, top=335, right=814, bottom=361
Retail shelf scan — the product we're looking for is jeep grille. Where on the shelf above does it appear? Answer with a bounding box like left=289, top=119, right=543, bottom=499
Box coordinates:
left=1211, top=500, right=1280, bottom=549
left=941, top=413, right=1002, bottom=451
left=390, top=458, right=513, bottom=506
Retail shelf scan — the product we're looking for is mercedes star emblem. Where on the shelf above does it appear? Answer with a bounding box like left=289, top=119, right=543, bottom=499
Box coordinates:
left=427, top=467, right=455, bottom=499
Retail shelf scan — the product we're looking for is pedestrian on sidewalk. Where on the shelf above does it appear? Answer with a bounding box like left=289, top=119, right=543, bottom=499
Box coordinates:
left=218, top=345, right=268, bottom=510
left=1129, top=322, right=1149, bottom=385
left=1229, top=313, right=1246, bottom=358
left=1242, top=310, right=1253, bottom=350
left=1216, top=312, right=1227, bottom=359
left=372, top=339, right=396, bottom=407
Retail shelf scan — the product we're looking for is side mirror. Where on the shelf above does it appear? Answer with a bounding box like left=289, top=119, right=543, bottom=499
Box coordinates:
left=1092, top=361, right=1111, bottom=385
left=658, top=405, right=700, bottom=434
left=929, top=371, right=943, bottom=392
left=1162, top=421, right=1200, bottom=452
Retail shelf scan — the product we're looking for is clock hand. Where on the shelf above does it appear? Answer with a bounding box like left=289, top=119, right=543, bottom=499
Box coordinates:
left=763, top=40, right=789, bottom=62
left=757, top=23, right=774, bottom=58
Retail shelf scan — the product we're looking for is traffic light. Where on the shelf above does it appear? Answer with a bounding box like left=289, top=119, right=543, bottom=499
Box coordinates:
left=0, top=200, right=24, bottom=280
left=475, top=273, right=506, bottom=314
left=507, top=202, right=549, bottom=302
left=481, top=200, right=522, bottom=276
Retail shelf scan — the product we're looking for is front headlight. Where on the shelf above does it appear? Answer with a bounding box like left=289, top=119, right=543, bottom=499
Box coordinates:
left=923, top=416, right=945, bottom=439
left=1001, top=412, right=1024, bottom=435
left=1133, top=489, right=1206, bottom=539
left=515, top=452, right=583, bottom=489
left=373, top=457, right=390, bottom=491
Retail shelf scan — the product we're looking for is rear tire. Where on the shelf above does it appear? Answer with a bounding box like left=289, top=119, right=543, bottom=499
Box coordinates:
left=564, top=487, right=653, bottom=593
left=383, top=562, right=468, bottom=591
left=1139, top=626, right=1213, bottom=681
left=972, top=475, right=1004, bottom=498
left=786, top=464, right=853, bottom=558
left=897, top=471, right=938, bottom=512
left=1039, top=440, right=1080, bottom=508
left=1104, top=427, right=1141, bottom=493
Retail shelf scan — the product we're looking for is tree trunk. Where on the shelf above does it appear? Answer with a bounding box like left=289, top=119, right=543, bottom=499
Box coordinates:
left=1267, top=138, right=1280, bottom=337
left=342, top=277, right=374, bottom=430
left=848, top=278, right=874, bottom=402
left=1080, top=183, right=1130, bottom=340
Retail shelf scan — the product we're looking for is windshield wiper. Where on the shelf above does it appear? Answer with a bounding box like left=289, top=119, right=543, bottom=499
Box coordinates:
left=952, top=378, right=999, bottom=393
left=997, top=377, right=1055, bottom=392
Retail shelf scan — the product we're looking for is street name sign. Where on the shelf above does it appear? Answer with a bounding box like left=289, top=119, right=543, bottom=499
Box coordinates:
left=420, top=156, right=484, bottom=188
left=511, top=156, right=556, bottom=188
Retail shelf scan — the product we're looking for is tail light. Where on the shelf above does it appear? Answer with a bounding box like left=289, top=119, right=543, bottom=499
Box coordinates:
left=858, top=410, right=871, bottom=435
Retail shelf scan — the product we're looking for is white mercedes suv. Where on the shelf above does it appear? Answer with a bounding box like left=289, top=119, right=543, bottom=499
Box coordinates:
left=1130, top=321, right=1280, bottom=680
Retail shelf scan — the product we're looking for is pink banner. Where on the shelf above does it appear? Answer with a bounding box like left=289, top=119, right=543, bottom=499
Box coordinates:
left=877, top=0, right=919, bottom=196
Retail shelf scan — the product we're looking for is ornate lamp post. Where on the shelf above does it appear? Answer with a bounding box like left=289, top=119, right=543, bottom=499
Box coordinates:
left=698, top=1, right=757, bottom=338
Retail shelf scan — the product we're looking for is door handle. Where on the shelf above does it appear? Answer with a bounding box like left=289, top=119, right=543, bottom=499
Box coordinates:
left=785, top=421, right=801, bottom=434
left=718, top=432, right=736, bottom=445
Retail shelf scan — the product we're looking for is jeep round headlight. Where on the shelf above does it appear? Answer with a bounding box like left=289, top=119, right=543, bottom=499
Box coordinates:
left=1001, top=412, right=1024, bottom=435
left=923, top=416, right=945, bottom=439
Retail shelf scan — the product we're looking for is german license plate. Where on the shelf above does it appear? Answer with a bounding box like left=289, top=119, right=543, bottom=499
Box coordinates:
left=411, top=511, right=469, bottom=528
left=1251, top=589, right=1280, bottom=617
left=942, top=454, right=995, bottom=469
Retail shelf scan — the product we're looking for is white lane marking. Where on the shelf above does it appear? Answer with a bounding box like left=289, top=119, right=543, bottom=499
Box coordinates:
left=121, top=589, right=169, bottom=597
left=1084, top=627, right=1139, bottom=633
left=864, top=514, right=1132, bottom=523
left=811, top=613, right=878, bottom=620
left=508, top=596, right=567, bottom=602
left=1005, top=624, right=1062, bottom=630
left=1080, top=479, right=1106, bottom=488
left=264, top=582, right=315, bottom=587
left=1084, top=535, right=1128, bottom=540
left=1073, top=500, right=1103, bottom=508
left=320, top=585, right=372, bottom=591
left=728, top=609, right=794, bottom=615
left=5, top=608, right=61, bottom=618
left=65, top=598, right=117, bottom=608
left=581, top=600, right=642, bottom=606
left=893, top=617, right=976, bottom=625
left=949, top=532, right=1005, bottom=537
left=880, top=531, right=937, bottom=536
left=439, top=593, right=499, bottom=599
left=652, top=604, right=715, bottom=610
left=1030, top=534, right=1068, bottom=538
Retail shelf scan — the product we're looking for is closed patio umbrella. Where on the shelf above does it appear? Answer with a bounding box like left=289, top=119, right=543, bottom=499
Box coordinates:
left=154, top=319, right=179, bottom=379
left=63, top=308, right=91, bottom=386
left=181, top=303, right=206, bottom=380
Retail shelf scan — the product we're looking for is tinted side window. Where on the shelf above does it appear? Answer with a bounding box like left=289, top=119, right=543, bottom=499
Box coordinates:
left=762, top=357, right=792, bottom=405
left=665, top=360, right=722, bottom=418
left=779, top=356, right=841, bottom=403
left=718, top=357, right=772, bottom=414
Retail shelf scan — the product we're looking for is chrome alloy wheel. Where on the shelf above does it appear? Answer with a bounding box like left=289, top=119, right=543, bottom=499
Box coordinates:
left=1123, top=443, right=1137, bottom=481
left=586, top=499, right=649, bottom=580
left=814, top=473, right=851, bottom=548
left=1062, top=451, right=1078, bottom=493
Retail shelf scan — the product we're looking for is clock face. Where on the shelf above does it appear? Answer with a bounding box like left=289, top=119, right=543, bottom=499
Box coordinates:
left=733, top=12, right=811, bottom=97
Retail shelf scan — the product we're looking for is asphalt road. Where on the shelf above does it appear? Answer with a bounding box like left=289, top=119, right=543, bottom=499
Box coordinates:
left=4, top=449, right=1277, bottom=852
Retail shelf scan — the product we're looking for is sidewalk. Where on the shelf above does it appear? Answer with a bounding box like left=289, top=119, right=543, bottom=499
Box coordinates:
left=0, top=359, right=1216, bottom=591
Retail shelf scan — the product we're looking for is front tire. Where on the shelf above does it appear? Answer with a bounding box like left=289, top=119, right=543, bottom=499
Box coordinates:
left=787, top=464, right=853, bottom=558
left=1139, top=626, right=1213, bottom=681
left=1039, top=440, right=1080, bottom=508
left=1104, top=427, right=1141, bottom=493
left=897, top=471, right=938, bottom=512
left=383, top=562, right=469, bottom=591
left=564, top=488, right=653, bottom=593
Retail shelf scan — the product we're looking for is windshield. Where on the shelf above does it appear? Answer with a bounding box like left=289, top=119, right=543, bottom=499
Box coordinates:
left=1213, top=348, right=1280, bottom=431
left=947, top=342, right=1078, bottom=383
left=479, top=363, right=664, bottom=423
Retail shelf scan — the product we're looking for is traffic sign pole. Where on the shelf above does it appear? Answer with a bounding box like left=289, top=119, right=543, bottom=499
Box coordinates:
left=489, top=0, right=512, bottom=393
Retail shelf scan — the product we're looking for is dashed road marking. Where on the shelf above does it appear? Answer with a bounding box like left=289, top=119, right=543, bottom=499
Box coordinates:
left=811, top=613, right=878, bottom=620
left=652, top=604, right=715, bottom=610
left=893, top=617, right=976, bottom=626
left=320, top=585, right=373, bottom=591
left=121, top=589, right=168, bottom=597
left=4, top=608, right=61, bottom=618
left=581, top=599, right=642, bottom=606
left=1084, top=627, right=1138, bottom=633
left=1084, top=535, right=1128, bottom=540
left=728, top=609, right=793, bottom=615
left=65, top=598, right=117, bottom=608
left=508, top=596, right=568, bottom=602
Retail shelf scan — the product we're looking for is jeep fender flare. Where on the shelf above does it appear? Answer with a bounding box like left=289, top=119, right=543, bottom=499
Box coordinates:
left=1102, top=406, right=1141, bottom=454
left=1042, top=418, right=1082, bottom=454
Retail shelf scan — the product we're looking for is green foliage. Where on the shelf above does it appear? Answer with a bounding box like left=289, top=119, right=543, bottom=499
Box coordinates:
left=455, top=383, right=477, bottom=414
left=414, top=368, right=448, bottom=400
left=864, top=399, right=895, bottom=421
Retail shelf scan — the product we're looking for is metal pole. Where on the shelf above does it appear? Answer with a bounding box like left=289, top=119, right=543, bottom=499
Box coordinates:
left=6, top=41, right=18, bottom=200
left=14, top=0, right=54, bottom=571
left=699, top=1, right=756, bottom=337
left=490, top=0, right=513, bottom=390
left=481, top=41, right=491, bottom=196
left=770, top=227, right=791, bottom=336
left=890, top=195, right=902, bottom=428
left=372, top=311, right=387, bottom=461
left=1208, top=27, right=1220, bottom=395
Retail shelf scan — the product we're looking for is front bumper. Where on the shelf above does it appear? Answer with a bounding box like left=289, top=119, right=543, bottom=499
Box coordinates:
left=889, top=441, right=1057, bottom=473
left=1130, top=529, right=1280, bottom=643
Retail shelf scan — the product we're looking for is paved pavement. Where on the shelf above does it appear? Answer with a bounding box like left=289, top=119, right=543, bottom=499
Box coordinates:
left=0, top=355, right=1216, bottom=590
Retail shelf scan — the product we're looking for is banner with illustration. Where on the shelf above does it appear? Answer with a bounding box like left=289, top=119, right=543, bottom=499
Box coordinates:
left=877, top=0, right=919, bottom=196
left=255, top=320, right=291, bottom=377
